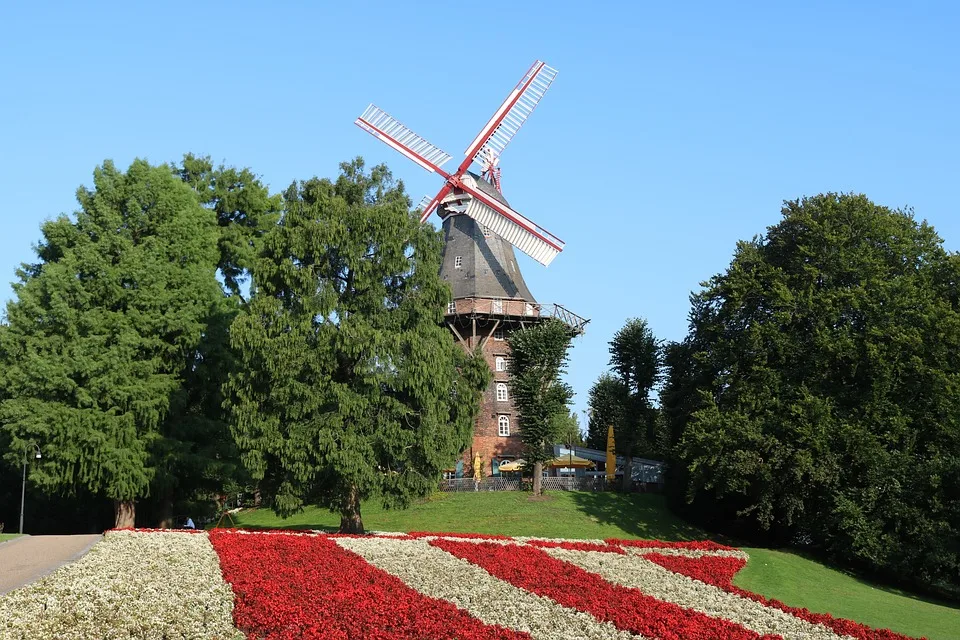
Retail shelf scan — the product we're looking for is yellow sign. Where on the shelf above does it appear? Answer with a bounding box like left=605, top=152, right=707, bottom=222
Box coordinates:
left=605, top=425, right=616, bottom=480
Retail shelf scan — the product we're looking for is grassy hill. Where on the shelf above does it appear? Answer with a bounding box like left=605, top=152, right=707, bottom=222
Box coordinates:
left=230, top=491, right=959, bottom=640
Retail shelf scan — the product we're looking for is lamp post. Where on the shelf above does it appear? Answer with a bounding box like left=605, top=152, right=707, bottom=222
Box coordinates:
left=19, top=443, right=41, bottom=534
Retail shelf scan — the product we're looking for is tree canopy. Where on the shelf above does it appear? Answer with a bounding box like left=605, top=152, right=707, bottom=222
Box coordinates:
left=0, top=159, right=222, bottom=527
left=588, top=318, right=662, bottom=490
left=507, top=318, right=574, bottom=495
left=665, top=193, right=960, bottom=595
left=225, top=159, right=489, bottom=533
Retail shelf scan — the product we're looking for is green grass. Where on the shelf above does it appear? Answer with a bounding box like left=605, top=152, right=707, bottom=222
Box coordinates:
left=232, top=491, right=707, bottom=540
left=0, top=533, right=21, bottom=542
left=734, top=547, right=960, bottom=640
left=232, top=491, right=959, bottom=639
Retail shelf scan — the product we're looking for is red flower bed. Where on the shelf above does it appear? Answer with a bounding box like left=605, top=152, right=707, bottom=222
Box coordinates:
left=430, top=539, right=778, bottom=640
left=209, top=530, right=530, bottom=640
left=525, top=539, right=626, bottom=554
left=646, top=553, right=747, bottom=587
left=645, top=551, right=917, bottom=640
left=610, top=538, right=737, bottom=551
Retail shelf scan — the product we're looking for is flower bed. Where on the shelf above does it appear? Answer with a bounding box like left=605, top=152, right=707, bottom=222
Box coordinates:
left=0, top=530, right=241, bottom=640
left=0, top=530, right=923, bottom=640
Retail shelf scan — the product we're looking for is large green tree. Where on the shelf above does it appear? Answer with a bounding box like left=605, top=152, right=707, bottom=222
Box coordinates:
left=0, top=159, right=222, bottom=527
left=177, top=154, right=281, bottom=300
left=225, top=159, right=489, bottom=533
left=507, top=318, right=574, bottom=496
left=609, top=319, right=663, bottom=490
left=143, top=156, right=283, bottom=527
left=585, top=374, right=625, bottom=450
left=667, top=193, right=960, bottom=594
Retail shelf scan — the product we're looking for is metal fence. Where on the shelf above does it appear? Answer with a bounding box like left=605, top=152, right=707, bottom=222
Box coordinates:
left=439, top=476, right=608, bottom=493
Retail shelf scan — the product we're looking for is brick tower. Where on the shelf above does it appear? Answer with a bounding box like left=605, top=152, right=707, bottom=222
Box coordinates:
left=438, top=174, right=586, bottom=477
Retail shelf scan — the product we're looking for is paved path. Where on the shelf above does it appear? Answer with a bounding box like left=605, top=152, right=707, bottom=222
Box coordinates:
left=0, top=534, right=102, bottom=594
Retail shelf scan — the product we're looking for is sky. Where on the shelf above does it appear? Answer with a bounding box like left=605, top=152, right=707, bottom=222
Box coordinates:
left=1, top=1, right=958, bottom=424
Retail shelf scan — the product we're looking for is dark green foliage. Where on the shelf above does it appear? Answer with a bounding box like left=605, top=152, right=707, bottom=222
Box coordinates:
left=588, top=318, right=663, bottom=488
left=225, top=158, right=489, bottom=532
left=177, top=154, right=282, bottom=300
left=666, top=193, right=960, bottom=594
left=604, top=319, right=663, bottom=488
left=507, top=319, right=573, bottom=494
left=585, top=374, right=626, bottom=450
left=0, top=160, right=222, bottom=523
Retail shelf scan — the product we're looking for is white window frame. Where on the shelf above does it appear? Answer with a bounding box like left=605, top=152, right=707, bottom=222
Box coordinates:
left=496, top=383, right=508, bottom=402
left=495, top=356, right=506, bottom=372
left=492, top=298, right=503, bottom=314
left=524, top=303, right=534, bottom=316
left=447, top=301, right=456, bottom=314
left=493, top=328, right=504, bottom=341
left=454, top=256, right=462, bottom=269
left=498, top=415, right=510, bottom=437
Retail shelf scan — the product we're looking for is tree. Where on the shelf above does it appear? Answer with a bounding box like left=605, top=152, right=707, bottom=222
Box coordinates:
left=507, top=319, right=574, bottom=496
left=225, top=158, right=489, bottom=533
left=553, top=411, right=584, bottom=449
left=667, top=193, right=960, bottom=594
left=177, top=154, right=282, bottom=300
left=588, top=319, right=662, bottom=491
left=585, top=374, right=626, bottom=450
left=0, top=159, right=222, bottom=527
left=142, top=156, right=283, bottom=528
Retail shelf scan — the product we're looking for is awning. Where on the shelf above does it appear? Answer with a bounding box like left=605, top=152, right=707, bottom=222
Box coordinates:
left=545, top=454, right=595, bottom=469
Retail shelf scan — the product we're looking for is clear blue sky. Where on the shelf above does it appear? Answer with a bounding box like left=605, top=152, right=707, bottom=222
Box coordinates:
left=2, top=2, right=958, bottom=424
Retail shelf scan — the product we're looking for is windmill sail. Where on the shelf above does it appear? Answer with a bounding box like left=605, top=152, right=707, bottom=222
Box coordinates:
left=444, top=175, right=564, bottom=267
left=355, top=104, right=452, bottom=173
left=461, top=61, right=558, bottom=172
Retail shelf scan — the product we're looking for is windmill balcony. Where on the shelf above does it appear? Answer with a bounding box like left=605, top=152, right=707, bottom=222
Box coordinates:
left=445, top=297, right=588, bottom=335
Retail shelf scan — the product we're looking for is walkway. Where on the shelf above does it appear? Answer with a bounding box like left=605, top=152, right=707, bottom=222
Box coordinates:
left=0, top=534, right=102, bottom=594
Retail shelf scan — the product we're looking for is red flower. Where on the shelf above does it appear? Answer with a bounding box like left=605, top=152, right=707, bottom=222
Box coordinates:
left=431, top=539, right=778, bottom=640
left=209, top=530, right=529, bottom=639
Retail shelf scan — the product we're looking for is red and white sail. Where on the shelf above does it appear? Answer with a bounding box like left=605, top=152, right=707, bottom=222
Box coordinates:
left=355, top=60, right=565, bottom=267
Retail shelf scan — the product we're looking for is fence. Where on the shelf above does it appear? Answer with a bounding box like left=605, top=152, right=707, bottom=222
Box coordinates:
left=439, top=476, right=608, bottom=493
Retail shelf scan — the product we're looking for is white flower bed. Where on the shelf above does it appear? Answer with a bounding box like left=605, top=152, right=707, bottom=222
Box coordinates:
left=336, top=536, right=643, bottom=640
left=542, top=547, right=852, bottom=640
left=0, top=531, right=242, bottom=640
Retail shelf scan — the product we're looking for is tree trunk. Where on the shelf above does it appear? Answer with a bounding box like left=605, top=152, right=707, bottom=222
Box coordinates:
left=621, top=455, right=633, bottom=492
left=532, top=462, right=544, bottom=496
left=339, top=485, right=364, bottom=534
left=157, top=493, right=175, bottom=529
left=114, top=500, right=136, bottom=529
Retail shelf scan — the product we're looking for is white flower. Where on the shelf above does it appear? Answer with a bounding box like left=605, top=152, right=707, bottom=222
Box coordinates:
left=0, top=531, right=242, bottom=640
left=336, top=536, right=646, bottom=640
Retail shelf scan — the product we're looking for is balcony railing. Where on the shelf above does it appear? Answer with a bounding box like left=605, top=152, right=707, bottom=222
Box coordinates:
left=445, top=298, right=589, bottom=334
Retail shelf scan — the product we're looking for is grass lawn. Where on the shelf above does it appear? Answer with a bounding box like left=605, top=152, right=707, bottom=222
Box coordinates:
left=232, top=491, right=959, bottom=639
left=0, top=533, right=21, bottom=543
left=231, top=491, right=707, bottom=540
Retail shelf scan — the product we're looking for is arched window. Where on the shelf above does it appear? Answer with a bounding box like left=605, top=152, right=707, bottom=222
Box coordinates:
left=498, top=415, right=510, bottom=437
left=496, top=383, right=508, bottom=402
left=495, top=356, right=506, bottom=372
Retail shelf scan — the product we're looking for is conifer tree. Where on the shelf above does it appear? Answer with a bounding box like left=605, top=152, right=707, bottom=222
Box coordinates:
left=225, top=159, right=489, bottom=533
left=0, top=159, right=221, bottom=527
left=507, top=319, right=574, bottom=495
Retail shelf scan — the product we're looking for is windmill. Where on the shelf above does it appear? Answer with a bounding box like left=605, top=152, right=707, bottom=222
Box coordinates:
left=354, top=60, right=588, bottom=480
left=355, top=60, right=565, bottom=268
